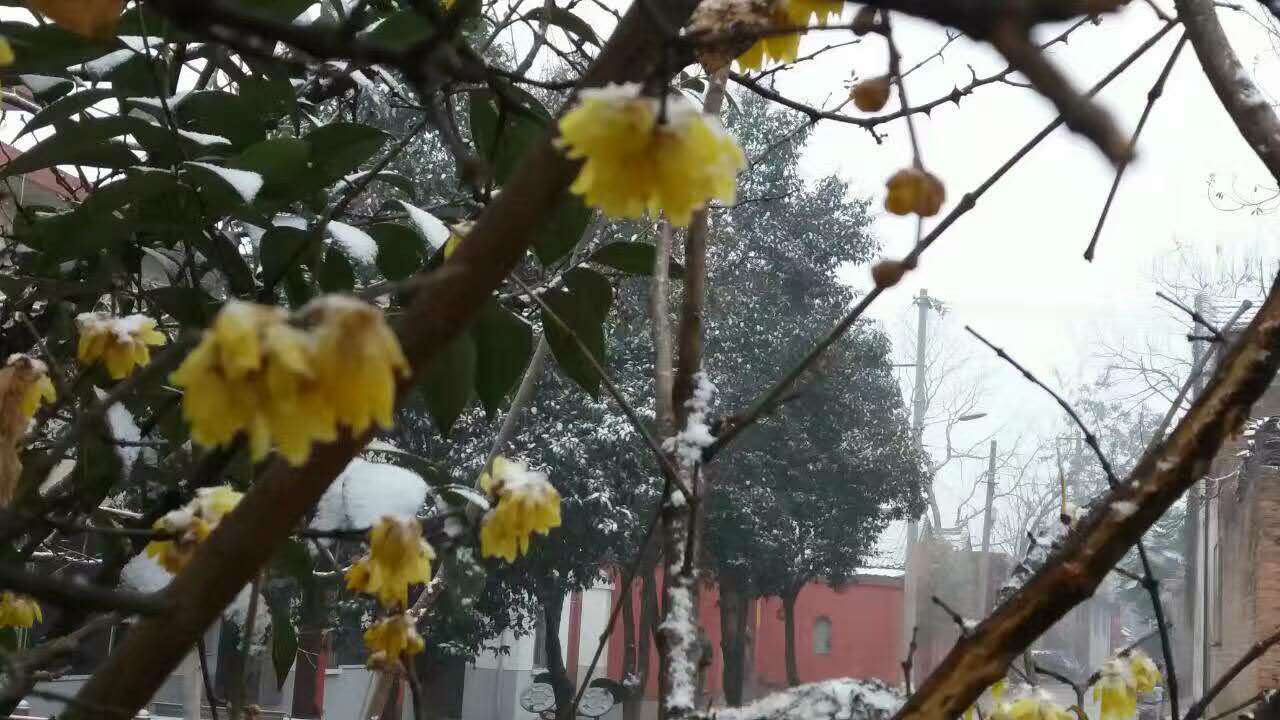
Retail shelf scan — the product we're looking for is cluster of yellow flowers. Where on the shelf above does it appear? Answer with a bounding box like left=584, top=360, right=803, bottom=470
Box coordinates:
left=145, top=486, right=243, bottom=573
left=76, top=312, right=167, bottom=380
left=736, top=0, right=843, bottom=69
left=171, top=296, right=408, bottom=466
left=346, top=516, right=434, bottom=667
left=0, top=591, right=41, bottom=628
left=557, top=83, right=745, bottom=227
left=27, top=0, right=124, bottom=38
left=363, top=613, right=425, bottom=668
left=1093, top=651, right=1162, bottom=720
left=989, top=689, right=1074, bottom=720
left=479, top=456, right=562, bottom=562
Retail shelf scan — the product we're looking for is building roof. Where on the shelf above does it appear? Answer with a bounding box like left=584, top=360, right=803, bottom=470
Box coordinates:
left=0, top=140, right=84, bottom=201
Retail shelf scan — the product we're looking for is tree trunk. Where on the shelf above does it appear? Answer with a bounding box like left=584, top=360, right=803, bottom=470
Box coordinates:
left=782, top=589, right=800, bottom=687
left=624, top=569, right=659, bottom=720
left=291, top=583, right=327, bottom=719
left=541, top=593, right=575, bottom=720
left=719, top=577, right=749, bottom=706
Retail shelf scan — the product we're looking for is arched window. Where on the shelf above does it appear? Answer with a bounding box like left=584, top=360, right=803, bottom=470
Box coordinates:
left=813, top=616, right=832, bottom=655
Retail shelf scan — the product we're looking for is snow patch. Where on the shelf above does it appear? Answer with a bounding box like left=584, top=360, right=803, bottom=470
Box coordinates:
left=71, top=49, right=134, bottom=79
left=311, top=458, right=428, bottom=532
left=122, top=552, right=171, bottom=594
left=93, top=387, right=151, bottom=477
left=715, top=678, right=903, bottom=720
left=398, top=201, right=450, bottom=250
left=662, top=372, right=717, bottom=468
left=185, top=162, right=263, bottom=204
left=327, top=221, right=378, bottom=263
left=176, top=129, right=231, bottom=146
left=1111, top=500, right=1138, bottom=519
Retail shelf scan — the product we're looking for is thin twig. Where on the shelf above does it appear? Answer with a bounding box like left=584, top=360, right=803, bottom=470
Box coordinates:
left=1085, top=35, right=1187, bottom=261
left=1158, top=291, right=1228, bottom=344
left=0, top=563, right=167, bottom=616
left=1184, top=626, right=1280, bottom=720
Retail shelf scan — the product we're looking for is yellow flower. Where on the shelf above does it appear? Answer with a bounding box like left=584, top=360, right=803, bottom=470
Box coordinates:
left=1128, top=650, right=1161, bottom=694
left=479, top=456, right=562, bottom=562
left=996, top=691, right=1074, bottom=720
left=3, top=355, right=55, bottom=423
left=346, top=515, right=434, bottom=609
left=992, top=679, right=1008, bottom=702
left=76, top=312, right=167, bottom=380
left=143, top=485, right=240, bottom=573
left=364, top=613, right=424, bottom=668
left=786, top=0, right=842, bottom=24
left=1094, top=659, right=1138, bottom=720
left=557, top=84, right=745, bottom=227
left=735, top=6, right=800, bottom=70
left=0, top=592, right=41, bottom=628
left=27, top=0, right=124, bottom=38
left=0, top=38, right=14, bottom=67
left=303, top=296, right=409, bottom=437
left=172, top=302, right=335, bottom=465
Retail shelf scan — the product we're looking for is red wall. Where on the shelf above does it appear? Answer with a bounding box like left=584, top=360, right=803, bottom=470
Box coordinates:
left=606, top=573, right=903, bottom=701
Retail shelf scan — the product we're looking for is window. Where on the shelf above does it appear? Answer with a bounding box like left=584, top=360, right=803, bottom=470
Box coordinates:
left=813, top=616, right=832, bottom=656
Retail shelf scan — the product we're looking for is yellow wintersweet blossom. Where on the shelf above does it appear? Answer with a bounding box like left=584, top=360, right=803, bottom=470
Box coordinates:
left=172, top=301, right=336, bottom=464
left=557, top=84, right=745, bottom=227
left=76, top=312, right=167, bottom=380
left=0, top=592, right=41, bottom=628
left=0, top=38, right=14, bottom=67
left=27, top=0, right=124, bottom=38
left=1128, top=650, right=1161, bottom=694
left=145, top=485, right=242, bottom=573
left=303, top=296, right=409, bottom=437
left=786, top=0, right=842, bottom=24
left=479, top=456, right=562, bottom=562
left=346, top=515, right=435, bottom=610
left=3, top=354, right=55, bottom=423
left=443, top=221, right=472, bottom=260
left=736, top=9, right=800, bottom=71
left=1094, top=659, right=1137, bottom=720
left=364, top=613, right=425, bottom=668
left=991, top=691, right=1074, bottom=720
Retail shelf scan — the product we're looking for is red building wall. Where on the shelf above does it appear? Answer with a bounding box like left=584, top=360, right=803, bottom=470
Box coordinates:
left=606, top=572, right=904, bottom=702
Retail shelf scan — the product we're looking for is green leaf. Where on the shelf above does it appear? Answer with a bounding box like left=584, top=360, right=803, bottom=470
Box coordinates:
left=472, top=300, right=533, bottom=416
left=268, top=598, right=298, bottom=691
left=20, top=87, right=113, bottom=137
left=318, top=248, right=355, bottom=292
left=419, top=331, right=476, bottom=436
left=542, top=268, right=612, bottom=396
left=589, top=241, right=685, bottom=277
left=149, top=287, right=218, bottom=326
left=369, top=223, right=425, bottom=281
left=352, top=171, right=416, bottom=199
left=177, top=90, right=269, bottom=150
left=524, top=6, right=600, bottom=45
left=83, top=169, right=185, bottom=216
left=305, top=122, right=389, bottom=186
left=534, top=193, right=591, bottom=265
left=467, top=91, right=547, bottom=185
left=230, top=138, right=311, bottom=208
left=259, top=227, right=317, bottom=288
left=0, top=117, right=140, bottom=177
left=1, top=22, right=117, bottom=74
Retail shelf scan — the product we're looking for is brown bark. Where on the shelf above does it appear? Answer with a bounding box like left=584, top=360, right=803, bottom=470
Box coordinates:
left=718, top=577, right=749, bottom=706
left=782, top=589, right=800, bottom=687
left=290, top=583, right=327, bottom=719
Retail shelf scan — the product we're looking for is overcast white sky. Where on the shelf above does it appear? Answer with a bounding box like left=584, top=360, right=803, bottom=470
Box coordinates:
left=752, top=3, right=1280, bottom=558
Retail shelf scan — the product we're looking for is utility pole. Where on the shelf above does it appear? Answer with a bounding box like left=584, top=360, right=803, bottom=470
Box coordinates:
left=975, top=439, right=997, bottom=616
left=902, top=289, right=930, bottom=673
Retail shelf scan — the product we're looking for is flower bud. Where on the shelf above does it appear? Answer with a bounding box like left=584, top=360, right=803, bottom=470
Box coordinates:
left=851, top=76, right=891, bottom=112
